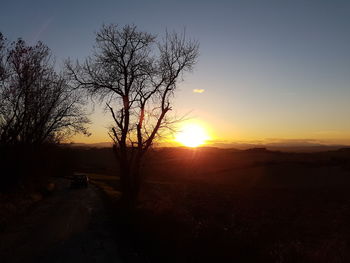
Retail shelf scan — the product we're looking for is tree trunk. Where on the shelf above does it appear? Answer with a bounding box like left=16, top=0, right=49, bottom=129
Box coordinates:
left=118, top=154, right=143, bottom=209
left=132, top=155, right=142, bottom=203
left=119, top=162, right=134, bottom=208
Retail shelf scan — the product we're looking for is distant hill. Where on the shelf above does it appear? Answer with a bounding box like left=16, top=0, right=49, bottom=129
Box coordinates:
left=63, top=142, right=113, bottom=148
left=207, top=141, right=349, bottom=152
left=65, top=141, right=350, bottom=153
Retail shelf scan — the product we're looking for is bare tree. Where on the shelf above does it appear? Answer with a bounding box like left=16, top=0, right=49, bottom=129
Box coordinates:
left=67, top=24, right=199, bottom=206
left=0, top=34, right=89, bottom=146
left=0, top=33, right=8, bottom=116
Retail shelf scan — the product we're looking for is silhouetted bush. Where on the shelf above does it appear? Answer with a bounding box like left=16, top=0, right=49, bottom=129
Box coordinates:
left=0, top=144, right=76, bottom=192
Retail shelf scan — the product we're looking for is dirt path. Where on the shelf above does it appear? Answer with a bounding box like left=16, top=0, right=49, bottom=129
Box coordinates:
left=0, top=178, right=123, bottom=263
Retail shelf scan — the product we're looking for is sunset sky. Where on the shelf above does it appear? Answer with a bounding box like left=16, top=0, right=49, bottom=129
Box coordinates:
left=1, top=0, right=350, bottom=145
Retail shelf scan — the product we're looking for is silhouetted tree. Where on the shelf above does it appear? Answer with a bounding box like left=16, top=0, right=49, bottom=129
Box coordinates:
left=67, top=24, right=199, bottom=206
left=0, top=33, right=7, bottom=115
left=0, top=34, right=89, bottom=146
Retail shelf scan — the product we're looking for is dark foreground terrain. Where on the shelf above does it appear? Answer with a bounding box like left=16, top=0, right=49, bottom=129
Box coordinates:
left=0, top=177, right=124, bottom=263
left=2, top=146, right=350, bottom=262
left=129, top=147, right=350, bottom=262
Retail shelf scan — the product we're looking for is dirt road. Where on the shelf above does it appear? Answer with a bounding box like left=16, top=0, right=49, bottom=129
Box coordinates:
left=0, top=178, right=124, bottom=263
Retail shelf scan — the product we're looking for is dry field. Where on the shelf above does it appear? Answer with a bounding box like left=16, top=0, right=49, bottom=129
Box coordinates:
left=91, top=147, right=350, bottom=262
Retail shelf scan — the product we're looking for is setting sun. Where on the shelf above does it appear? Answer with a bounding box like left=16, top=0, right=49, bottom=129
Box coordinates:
left=175, top=123, right=209, bottom=147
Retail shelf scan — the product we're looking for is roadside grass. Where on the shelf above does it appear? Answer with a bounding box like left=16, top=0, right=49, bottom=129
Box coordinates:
left=88, top=173, right=122, bottom=200
left=0, top=178, right=58, bottom=232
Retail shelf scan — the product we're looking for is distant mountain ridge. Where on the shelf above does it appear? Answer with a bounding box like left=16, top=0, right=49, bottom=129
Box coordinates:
left=65, top=141, right=350, bottom=152
left=209, top=141, right=349, bottom=152
left=64, top=142, right=113, bottom=148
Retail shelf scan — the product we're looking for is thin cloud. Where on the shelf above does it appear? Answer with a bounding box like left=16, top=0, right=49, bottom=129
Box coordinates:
left=193, top=89, right=205, bottom=93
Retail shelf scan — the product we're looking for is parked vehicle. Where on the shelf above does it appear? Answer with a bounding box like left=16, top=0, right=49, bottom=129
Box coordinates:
left=70, top=174, right=89, bottom=188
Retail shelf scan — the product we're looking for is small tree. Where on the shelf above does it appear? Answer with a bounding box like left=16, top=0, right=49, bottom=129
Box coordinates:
left=0, top=34, right=89, bottom=146
left=67, top=24, right=199, bottom=206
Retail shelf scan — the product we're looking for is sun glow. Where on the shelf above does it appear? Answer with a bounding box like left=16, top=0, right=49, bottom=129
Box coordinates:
left=175, top=123, right=209, bottom=147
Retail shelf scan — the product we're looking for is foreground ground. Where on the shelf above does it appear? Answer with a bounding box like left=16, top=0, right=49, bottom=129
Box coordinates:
left=137, top=148, right=350, bottom=262
left=2, top=147, right=350, bottom=262
left=94, top=147, right=350, bottom=263
left=0, top=177, right=125, bottom=263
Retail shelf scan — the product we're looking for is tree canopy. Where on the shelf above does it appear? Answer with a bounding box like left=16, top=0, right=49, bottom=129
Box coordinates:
left=0, top=33, right=89, bottom=146
left=67, top=24, right=199, bottom=204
